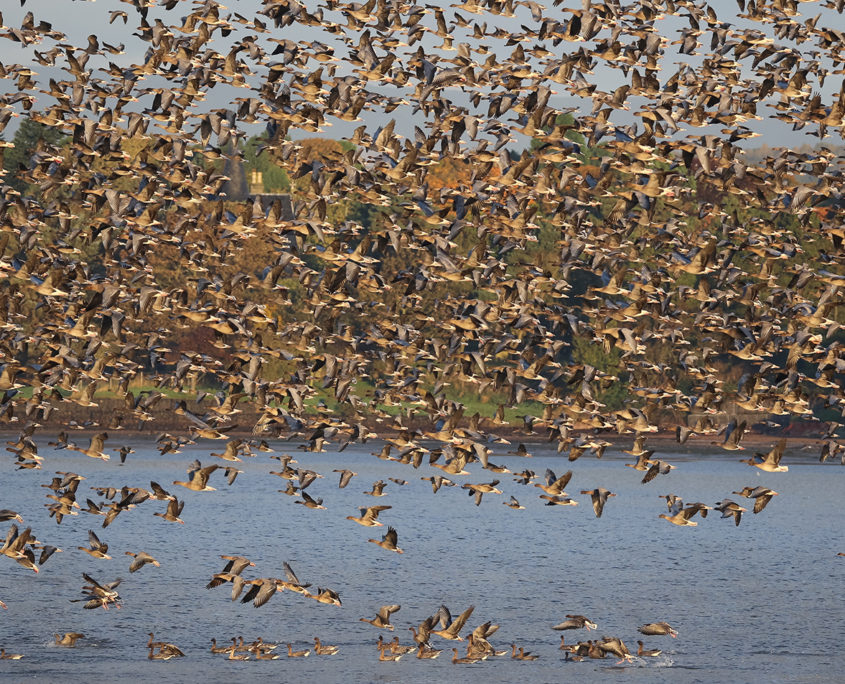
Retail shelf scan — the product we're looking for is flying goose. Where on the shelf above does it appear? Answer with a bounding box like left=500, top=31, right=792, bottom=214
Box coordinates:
left=153, top=498, right=185, bottom=524
left=368, top=526, right=403, bottom=553
left=360, top=604, right=400, bottom=630
left=310, top=587, right=342, bottom=606
left=580, top=488, right=616, bottom=518
left=346, top=505, right=391, bottom=526
left=638, top=622, right=678, bottom=637
left=732, top=486, right=778, bottom=513
left=78, top=530, right=111, bottom=559
left=552, top=615, right=597, bottom=631
left=431, top=604, right=475, bottom=641
left=173, top=460, right=220, bottom=491
left=742, top=438, right=788, bottom=472
left=68, top=432, right=109, bottom=460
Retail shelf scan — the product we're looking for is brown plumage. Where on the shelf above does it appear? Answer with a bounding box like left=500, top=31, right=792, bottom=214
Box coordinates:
left=368, top=526, right=403, bottom=553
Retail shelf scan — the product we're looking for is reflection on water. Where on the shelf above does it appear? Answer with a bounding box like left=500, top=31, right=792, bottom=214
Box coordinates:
left=0, top=440, right=842, bottom=683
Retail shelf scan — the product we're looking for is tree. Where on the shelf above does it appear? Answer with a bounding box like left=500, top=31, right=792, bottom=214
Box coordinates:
left=243, top=134, right=290, bottom=192
left=3, top=116, right=65, bottom=194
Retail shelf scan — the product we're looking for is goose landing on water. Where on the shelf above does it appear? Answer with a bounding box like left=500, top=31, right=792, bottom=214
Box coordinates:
left=54, top=633, right=84, bottom=647
left=638, top=622, right=678, bottom=638
left=552, top=615, right=597, bottom=631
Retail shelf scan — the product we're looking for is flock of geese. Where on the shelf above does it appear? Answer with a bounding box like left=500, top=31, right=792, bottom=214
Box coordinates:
left=0, top=0, right=844, bottom=671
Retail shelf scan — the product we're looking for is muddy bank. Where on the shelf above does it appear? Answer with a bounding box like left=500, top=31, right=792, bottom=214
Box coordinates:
left=0, top=398, right=829, bottom=451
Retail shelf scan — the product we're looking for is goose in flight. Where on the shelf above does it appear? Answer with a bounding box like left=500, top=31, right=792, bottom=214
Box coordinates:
left=638, top=622, right=678, bottom=637
left=173, top=460, right=220, bottom=491
left=368, top=526, right=403, bottom=553
left=732, top=486, right=778, bottom=513
left=360, top=604, right=401, bottom=630
left=742, top=438, right=788, bottom=472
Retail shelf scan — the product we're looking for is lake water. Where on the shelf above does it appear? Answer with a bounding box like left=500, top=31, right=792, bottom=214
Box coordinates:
left=0, top=438, right=842, bottom=682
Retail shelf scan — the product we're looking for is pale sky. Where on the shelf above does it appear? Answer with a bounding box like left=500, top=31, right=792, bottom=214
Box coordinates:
left=1, top=0, right=843, bottom=150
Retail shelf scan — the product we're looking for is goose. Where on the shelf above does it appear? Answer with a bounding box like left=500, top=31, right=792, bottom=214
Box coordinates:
left=514, top=645, right=539, bottom=660
left=378, top=644, right=403, bottom=661
left=541, top=494, right=579, bottom=506
left=714, top=418, right=747, bottom=451
left=287, top=644, right=310, bottom=658
left=714, top=499, right=747, bottom=526
left=431, top=604, right=474, bottom=641
left=54, top=633, right=84, bottom=647
left=246, top=637, right=277, bottom=654
left=68, top=432, right=109, bottom=460
left=148, top=647, right=175, bottom=661
left=364, top=480, right=387, bottom=496
left=153, top=497, right=184, bottom=524
left=534, top=468, right=572, bottom=496
left=360, top=604, right=400, bottom=630
left=508, top=443, right=532, bottom=458
left=210, top=638, right=230, bottom=654
left=173, top=460, right=219, bottom=491
left=642, top=460, right=675, bottom=484
left=125, top=551, right=160, bottom=572
left=147, top=633, right=185, bottom=656
left=227, top=646, right=249, bottom=661
left=732, top=486, right=778, bottom=513
left=240, top=578, right=280, bottom=608
left=313, top=637, right=339, bottom=655
left=598, top=636, right=633, bottom=663
left=587, top=641, right=606, bottom=659
left=625, top=451, right=655, bottom=471
left=255, top=650, right=280, bottom=660
left=294, top=491, right=326, bottom=509
left=207, top=556, right=254, bottom=589
left=78, top=530, right=111, bottom=560
left=580, top=488, right=616, bottom=518
left=279, top=562, right=312, bottom=595
left=469, top=622, right=502, bottom=657
left=552, top=615, right=597, bottom=631
left=368, top=526, right=403, bottom=553
left=75, top=573, right=121, bottom=610
left=346, top=505, right=391, bottom=527
left=742, top=438, right=788, bottom=472
left=659, top=503, right=710, bottom=526
left=637, top=640, right=661, bottom=657
left=409, top=620, right=433, bottom=647
left=210, top=439, right=244, bottom=462
left=462, top=480, right=502, bottom=506
left=388, top=636, right=415, bottom=655
left=333, top=469, right=356, bottom=488
left=310, top=587, right=342, bottom=606
left=452, top=647, right=480, bottom=664
left=421, top=476, right=455, bottom=493
left=638, top=622, right=678, bottom=637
